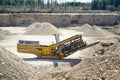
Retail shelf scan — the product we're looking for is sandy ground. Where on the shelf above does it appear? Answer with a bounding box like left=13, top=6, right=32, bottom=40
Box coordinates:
left=0, top=27, right=102, bottom=68
left=0, top=27, right=26, bottom=34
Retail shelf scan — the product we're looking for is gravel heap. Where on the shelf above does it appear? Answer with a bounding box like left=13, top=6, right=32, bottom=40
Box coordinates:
left=64, top=54, right=120, bottom=80
left=0, top=47, right=38, bottom=80
left=83, top=25, right=116, bottom=37
left=105, top=37, right=120, bottom=54
left=25, top=22, right=62, bottom=35
left=38, top=54, right=120, bottom=80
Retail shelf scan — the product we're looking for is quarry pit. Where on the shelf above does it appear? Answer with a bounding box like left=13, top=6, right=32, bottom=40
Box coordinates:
left=0, top=13, right=120, bottom=80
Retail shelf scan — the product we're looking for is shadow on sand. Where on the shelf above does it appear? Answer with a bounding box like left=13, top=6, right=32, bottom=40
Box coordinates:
left=23, top=58, right=81, bottom=67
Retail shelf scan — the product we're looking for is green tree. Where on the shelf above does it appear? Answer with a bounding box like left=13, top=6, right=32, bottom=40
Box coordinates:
left=47, top=0, right=50, bottom=8
left=51, top=0, right=54, bottom=11
left=0, top=0, right=2, bottom=5
left=30, top=0, right=36, bottom=11
left=114, top=0, right=120, bottom=7
left=54, top=0, right=58, bottom=7
left=65, top=0, right=67, bottom=11
left=92, top=0, right=107, bottom=10
left=74, top=0, right=76, bottom=11
left=38, top=0, right=44, bottom=10
left=92, top=0, right=98, bottom=10
left=2, top=0, right=8, bottom=11
left=102, top=0, right=106, bottom=10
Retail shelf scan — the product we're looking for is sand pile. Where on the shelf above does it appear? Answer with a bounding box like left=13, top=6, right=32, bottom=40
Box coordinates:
left=83, top=25, right=116, bottom=37
left=67, top=24, right=116, bottom=37
left=78, top=24, right=92, bottom=32
left=65, top=24, right=92, bottom=32
left=0, top=47, right=38, bottom=80
left=0, top=29, right=11, bottom=40
left=113, top=25, right=120, bottom=35
left=38, top=54, right=120, bottom=80
left=25, top=22, right=62, bottom=35
left=64, top=54, right=120, bottom=80
left=105, top=37, right=120, bottom=54
left=26, top=22, right=42, bottom=31
left=68, top=24, right=92, bottom=31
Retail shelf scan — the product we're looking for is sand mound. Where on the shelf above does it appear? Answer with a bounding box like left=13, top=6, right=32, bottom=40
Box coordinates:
left=26, top=22, right=43, bottom=31
left=65, top=24, right=92, bottom=32
left=83, top=25, right=116, bottom=37
left=25, top=22, right=62, bottom=35
left=0, top=29, right=11, bottom=40
left=0, top=47, right=38, bottom=80
left=78, top=24, right=92, bottom=32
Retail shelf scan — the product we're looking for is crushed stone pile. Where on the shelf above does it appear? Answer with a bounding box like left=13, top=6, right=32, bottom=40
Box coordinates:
left=113, top=25, right=120, bottom=35
left=80, top=43, right=104, bottom=58
left=38, top=54, right=120, bottom=80
left=83, top=25, right=116, bottom=37
left=0, top=47, right=38, bottom=80
left=100, top=36, right=120, bottom=47
left=39, top=63, right=72, bottom=80
left=0, top=29, right=11, bottom=40
left=25, top=22, right=62, bottom=35
left=105, top=37, right=120, bottom=54
left=64, top=54, right=120, bottom=80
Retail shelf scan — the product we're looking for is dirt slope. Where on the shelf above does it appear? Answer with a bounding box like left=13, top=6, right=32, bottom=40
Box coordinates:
left=64, top=54, right=120, bottom=80
left=0, top=47, right=38, bottom=80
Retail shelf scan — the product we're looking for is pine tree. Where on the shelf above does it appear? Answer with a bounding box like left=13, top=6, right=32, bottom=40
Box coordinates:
left=0, top=0, right=2, bottom=5
left=30, top=0, right=36, bottom=11
left=54, top=0, right=58, bottom=7
left=2, top=0, right=8, bottom=11
left=102, top=0, right=106, bottom=10
left=47, top=0, right=50, bottom=8
left=92, top=0, right=98, bottom=10
left=114, top=0, right=120, bottom=7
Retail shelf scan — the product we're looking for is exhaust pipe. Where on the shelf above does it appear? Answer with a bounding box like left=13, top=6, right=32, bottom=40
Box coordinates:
left=54, top=34, right=60, bottom=43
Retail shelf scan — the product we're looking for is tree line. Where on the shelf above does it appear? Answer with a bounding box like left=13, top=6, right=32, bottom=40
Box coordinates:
left=0, top=0, right=119, bottom=13
left=0, top=0, right=91, bottom=12
left=92, top=0, right=120, bottom=10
